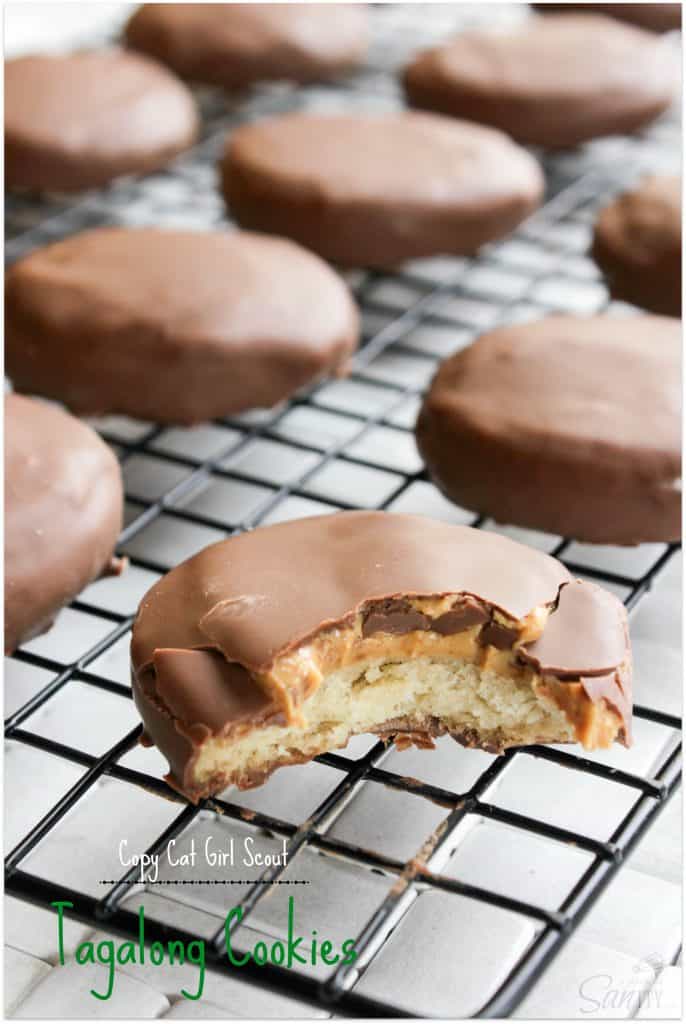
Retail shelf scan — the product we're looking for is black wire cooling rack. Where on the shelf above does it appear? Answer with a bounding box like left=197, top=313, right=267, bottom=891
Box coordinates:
left=4, top=4, right=682, bottom=1018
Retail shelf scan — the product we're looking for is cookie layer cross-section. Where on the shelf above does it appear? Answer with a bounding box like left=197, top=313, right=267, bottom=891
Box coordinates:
left=131, top=511, right=632, bottom=801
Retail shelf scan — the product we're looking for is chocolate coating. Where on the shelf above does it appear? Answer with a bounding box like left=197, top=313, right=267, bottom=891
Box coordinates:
left=125, top=3, right=368, bottom=88
left=131, top=512, right=631, bottom=796
left=593, top=176, right=681, bottom=317
left=5, top=49, right=198, bottom=193
left=520, top=581, right=628, bottom=678
left=359, top=596, right=494, bottom=640
left=403, top=15, right=677, bottom=148
left=362, top=598, right=431, bottom=637
left=430, top=599, right=489, bottom=636
left=5, top=227, right=359, bottom=424
left=132, top=511, right=571, bottom=676
left=533, top=4, right=681, bottom=32
left=416, top=315, right=681, bottom=545
left=151, top=649, right=273, bottom=737
left=221, top=111, right=544, bottom=267
left=479, top=622, right=520, bottom=651
left=5, top=394, right=123, bottom=652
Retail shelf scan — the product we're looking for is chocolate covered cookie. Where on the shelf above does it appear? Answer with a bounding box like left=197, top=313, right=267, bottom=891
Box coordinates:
left=403, top=15, right=677, bottom=148
left=416, top=315, right=680, bottom=545
left=5, top=227, right=359, bottom=423
left=593, top=176, right=681, bottom=317
left=5, top=394, right=123, bottom=653
left=5, top=49, right=198, bottom=193
left=125, top=3, right=368, bottom=89
left=533, top=4, right=681, bottom=32
left=131, top=511, right=631, bottom=800
left=222, top=111, right=544, bottom=267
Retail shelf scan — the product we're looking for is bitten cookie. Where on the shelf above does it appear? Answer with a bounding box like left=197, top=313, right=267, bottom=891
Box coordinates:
left=592, top=176, right=681, bottom=317
left=5, top=227, right=359, bottom=423
left=5, top=394, right=123, bottom=653
left=125, top=3, right=368, bottom=88
left=222, top=111, right=544, bottom=267
left=131, top=511, right=631, bottom=800
left=5, top=49, right=198, bottom=192
left=533, top=4, right=681, bottom=32
left=416, top=315, right=681, bottom=545
left=403, top=15, right=677, bottom=148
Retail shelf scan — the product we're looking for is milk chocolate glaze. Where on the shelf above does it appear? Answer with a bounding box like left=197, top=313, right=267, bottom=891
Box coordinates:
left=151, top=650, right=276, bottom=737
left=533, top=4, right=681, bottom=32
left=362, top=598, right=431, bottom=637
left=125, top=4, right=369, bottom=89
left=479, top=622, right=520, bottom=651
left=417, top=314, right=681, bottom=545
left=222, top=111, right=544, bottom=267
left=5, top=49, right=198, bottom=192
left=5, top=228, right=359, bottom=423
left=593, top=176, right=681, bottom=317
left=132, top=511, right=572, bottom=675
left=403, top=15, right=677, bottom=148
left=131, top=512, right=631, bottom=796
left=5, top=394, right=123, bottom=652
left=520, top=581, right=628, bottom=678
left=430, top=598, right=490, bottom=636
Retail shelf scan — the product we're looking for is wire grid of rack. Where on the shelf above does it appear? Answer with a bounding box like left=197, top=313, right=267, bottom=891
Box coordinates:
left=4, top=4, right=682, bottom=1018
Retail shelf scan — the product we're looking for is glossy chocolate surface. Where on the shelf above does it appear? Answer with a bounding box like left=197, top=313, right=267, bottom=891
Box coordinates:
left=5, top=227, right=359, bottom=423
left=131, top=512, right=632, bottom=799
left=222, top=111, right=543, bottom=266
left=417, top=314, right=681, bottom=544
left=125, top=3, right=368, bottom=88
left=593, top=176, right=681, bottom=317
left=404, top=15, right=677, bottom=148
left=5, top=49, right=198, bottom=192
left=5, top=394, right=123, bottom=652
left=132, top=511, right=573, bottom=675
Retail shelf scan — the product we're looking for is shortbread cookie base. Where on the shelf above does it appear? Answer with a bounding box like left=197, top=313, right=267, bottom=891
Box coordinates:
left=136, top=655, right=625, bottom=801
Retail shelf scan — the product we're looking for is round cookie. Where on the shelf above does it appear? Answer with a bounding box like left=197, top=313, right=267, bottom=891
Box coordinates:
left=124, top=3, right=368, bottom=89
left=592, top=176, right=681, bottom=317
left=416, top=315, right=680, bottom=545
left=5, top=227, right=359, bottom=423
left=5, top=49, right=199, bottom=193
left=403, top=15, right=677, bottom=148
left=222, top=111, right=544, bottom=267
left=5, top=394, right=123, bottom=653
left=130, top=511, right=631, bottom=799
left=533, top=5, right=681, bottom=32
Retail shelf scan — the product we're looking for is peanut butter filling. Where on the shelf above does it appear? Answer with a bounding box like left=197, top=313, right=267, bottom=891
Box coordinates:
left=130, top=513, right=632, bottom=801
left=251, top=594, right=554, bottom=723
left=137, top=593, right=627, bottom=800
